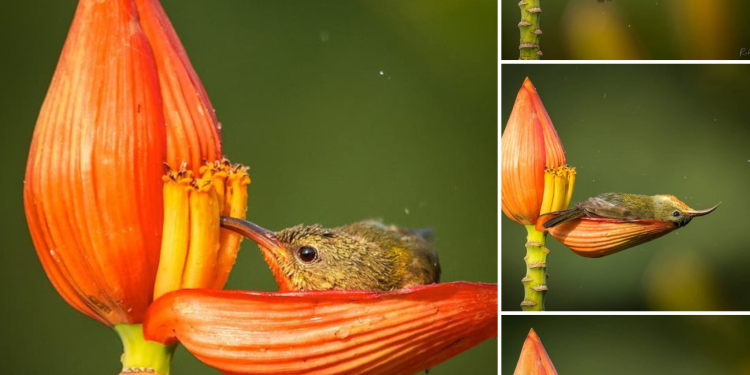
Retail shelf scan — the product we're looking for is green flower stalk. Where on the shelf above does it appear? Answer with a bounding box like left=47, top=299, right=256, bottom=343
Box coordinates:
left=521, top=225, right=549, bottom=310
left=115, top=324, right=175, bottom=375
left=518, top=0, right=543, bottom=59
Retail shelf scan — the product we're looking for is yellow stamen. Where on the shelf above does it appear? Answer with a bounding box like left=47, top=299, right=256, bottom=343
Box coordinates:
left=550, top=168, right=568, bottom=212
left=539, top=168, right=555, bottom=215
left=213, top=164, right=250, bottom=289
left=539, top=165, right=577, bottom=219
left=153, top=171, right=192, bottom=299
left=181, top=176, right=222, bottom=289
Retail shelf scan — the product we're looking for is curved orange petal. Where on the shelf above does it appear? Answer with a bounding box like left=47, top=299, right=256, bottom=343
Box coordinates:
left=501, top=80, right=546, bottom=225
left=522, top=78, right=565, bottom=169
left=134, top=0, right=223, bottom=171
left=547, top=217, right=676, bottom=258
left=514, top=328, right=557, bottom=375
left=144, top=282, right=497, bottom=375
left=24, top=0, right=166, bottom=325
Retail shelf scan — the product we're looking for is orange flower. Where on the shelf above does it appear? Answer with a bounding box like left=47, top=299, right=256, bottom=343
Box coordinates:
left=26, top=1, right=493, bottom=374
left=23, top=0, right=242, bottom=327
left=514, top=328, right=557, bottom=375
left=144, top=282, right=498, bottom=375
left=502, top=78, right=567, bottom=225
left=546, top=217, right=677, bottom=258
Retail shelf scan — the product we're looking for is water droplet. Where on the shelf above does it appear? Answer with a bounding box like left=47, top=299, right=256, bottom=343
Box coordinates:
left=379, top=70, right=384, bottom=76
left=404, top=208, right=410, bottom=215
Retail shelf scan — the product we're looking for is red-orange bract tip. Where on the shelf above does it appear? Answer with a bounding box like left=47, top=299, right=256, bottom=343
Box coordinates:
left=547, top=217, right=676, bottom=258
left=514, top=328, right=557, bottom=375
left=522, top=78, right=565, bottom=169
left=134, top=0, right=222, bottom=170
left=144, top=282, right=497, bottom=375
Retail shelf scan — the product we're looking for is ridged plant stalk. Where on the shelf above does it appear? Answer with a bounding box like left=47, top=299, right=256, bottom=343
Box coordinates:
left=518, top=0, right=543, bottom=60
left=521, top=225, right=548, bottom=311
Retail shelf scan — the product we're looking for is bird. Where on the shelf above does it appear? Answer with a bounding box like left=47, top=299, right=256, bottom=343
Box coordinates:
left=541, top=193, right=719, bottom=229
left=220, top=218, right=441, bottom=291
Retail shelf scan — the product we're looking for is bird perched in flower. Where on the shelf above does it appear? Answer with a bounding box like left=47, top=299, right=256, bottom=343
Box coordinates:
left=541, top=193, right=719, bottom=229
left=220, top=218, right=441, bottom=291
left=537, top=193, right=719, bottom=258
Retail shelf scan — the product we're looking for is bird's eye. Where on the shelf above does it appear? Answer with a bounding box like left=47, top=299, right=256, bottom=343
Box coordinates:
left=297, top=246, right=318, bottom=263
left=672, top=211, right=680, bottom=217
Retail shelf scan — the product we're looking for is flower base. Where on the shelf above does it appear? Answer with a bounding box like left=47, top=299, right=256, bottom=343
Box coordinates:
left=115, top=324, right=175, bottom=375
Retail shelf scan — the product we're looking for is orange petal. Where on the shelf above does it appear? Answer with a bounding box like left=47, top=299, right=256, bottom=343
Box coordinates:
left=24, top=0, right=166, bottom=325
left=134, top=0, right=222, bottom=171
left=514, top=328, right=557, bottom=375
left=522, top=78, right=565, bottom=169
left=501, top=80, right=546, bottom=225
left=548, top=217, right=676, bottom=258
left=144, top=282, right=497, bottom=375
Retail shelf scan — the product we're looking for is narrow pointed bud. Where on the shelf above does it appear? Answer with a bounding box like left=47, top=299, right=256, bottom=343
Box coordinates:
left=502, top=81, right=546, bottom=225
left=144, top=282, right=498, bottom=375
left=514, top=328, right=557, bottom=375
left=24, top=0, right=166, bottom=326
left=502, top=78, right=567, bottom=225
left=547, top=217, right=676, bottom=258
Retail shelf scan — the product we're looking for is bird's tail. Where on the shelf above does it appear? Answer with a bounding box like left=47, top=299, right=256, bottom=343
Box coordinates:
left=540, top=208, right=585, bottom=228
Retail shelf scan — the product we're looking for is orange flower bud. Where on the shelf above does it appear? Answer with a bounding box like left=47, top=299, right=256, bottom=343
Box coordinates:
left=144, top=282, right=498, bottom=375
left=502, top=78, right=566, bottom=225
left=514, top=328, right=557, bottom=375
left=24, top=0, right=229, bottom=326
left=546, top=217, right=676, bottom=258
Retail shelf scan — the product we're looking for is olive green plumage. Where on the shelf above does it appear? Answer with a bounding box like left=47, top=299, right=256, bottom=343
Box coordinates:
left=271, top=220, right=441, bottom=291
left=542, top=193, right=717, bottom=229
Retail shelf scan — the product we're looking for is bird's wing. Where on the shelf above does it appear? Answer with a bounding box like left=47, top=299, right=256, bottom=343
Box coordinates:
left=578, top=197, right=637, bottom=220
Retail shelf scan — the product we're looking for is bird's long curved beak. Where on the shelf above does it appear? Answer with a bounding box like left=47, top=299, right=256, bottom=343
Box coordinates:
left=220, top=217, right=294, bottom=291
left=220, top=217, right=289, bottom=264
left=685, top=202, right=721, bottom=217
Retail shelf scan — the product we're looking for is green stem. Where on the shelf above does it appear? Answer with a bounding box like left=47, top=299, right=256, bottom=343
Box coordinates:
left=114, top=324, right=176, bottom=375
left=521, top=225, right=548, bottom=311
left=518, top=0, right=542, bottom=60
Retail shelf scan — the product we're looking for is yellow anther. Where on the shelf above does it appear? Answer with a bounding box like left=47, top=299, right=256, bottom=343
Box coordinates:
left=153, top=159, right=250, bottom=298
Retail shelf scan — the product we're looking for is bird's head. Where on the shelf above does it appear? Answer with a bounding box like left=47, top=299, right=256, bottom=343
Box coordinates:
left=220, top=218, right=397, bottom=291
left=653, top=195, right=720, bottom=228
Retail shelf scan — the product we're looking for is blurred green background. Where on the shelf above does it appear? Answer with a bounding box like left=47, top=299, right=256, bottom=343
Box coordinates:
left=502, top=64, right=750, bottom=311
left=0, top=0, right=497, bottom=374
left=503, top=315, right=750, bottom=374
left=502, top=0, right=750, bottom=60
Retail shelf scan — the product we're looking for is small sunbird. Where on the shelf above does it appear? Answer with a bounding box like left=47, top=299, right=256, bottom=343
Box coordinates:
left=220, top=218, right=441, bottom=291
left=541, top=193, right=719, bottom=229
